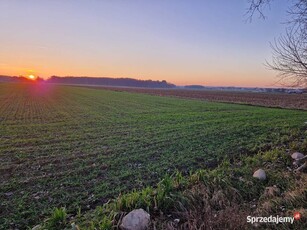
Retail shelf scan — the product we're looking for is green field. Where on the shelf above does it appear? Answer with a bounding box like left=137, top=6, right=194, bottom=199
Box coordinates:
left=0, top=83, right=306, bottom=229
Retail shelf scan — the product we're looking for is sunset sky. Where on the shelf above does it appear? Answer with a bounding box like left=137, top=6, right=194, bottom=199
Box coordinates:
left=0, top=0, right=290, bottom=87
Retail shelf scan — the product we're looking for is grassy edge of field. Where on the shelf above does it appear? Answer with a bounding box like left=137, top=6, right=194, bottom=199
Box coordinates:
left=35, top=128, right=307, bottom=230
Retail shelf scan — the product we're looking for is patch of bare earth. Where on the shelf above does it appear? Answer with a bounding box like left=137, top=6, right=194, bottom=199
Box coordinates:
left=81, top=86, right=307, bottom=110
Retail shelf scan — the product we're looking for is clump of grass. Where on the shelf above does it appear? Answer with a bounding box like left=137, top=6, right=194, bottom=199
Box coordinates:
left=45, top=207, right=67, bottom=229
left=115, top=186, right=154, bottom=211
left=96, top=215, right=113, bottom=230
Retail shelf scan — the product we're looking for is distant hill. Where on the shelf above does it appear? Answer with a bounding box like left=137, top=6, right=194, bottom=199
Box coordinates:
left=48, top=76, right=176, bottom=88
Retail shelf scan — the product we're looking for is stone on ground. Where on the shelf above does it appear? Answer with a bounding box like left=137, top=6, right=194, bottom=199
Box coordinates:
left=291, top=152, right=304, bottom=160
left=120, top=208, right=150, bottom=230
left=253, top=169, right=266, bottom=180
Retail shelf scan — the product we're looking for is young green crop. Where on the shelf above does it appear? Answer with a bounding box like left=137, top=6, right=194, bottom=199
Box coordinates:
left=0, top=83, right=306, bottom=229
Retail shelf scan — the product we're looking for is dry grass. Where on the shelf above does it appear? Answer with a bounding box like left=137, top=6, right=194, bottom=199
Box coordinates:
left=152, top=184, right=251, bottom=230
left=147, top=149, right=307, bottom=230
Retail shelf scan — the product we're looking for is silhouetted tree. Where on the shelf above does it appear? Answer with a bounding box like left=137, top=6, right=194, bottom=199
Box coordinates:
left=247, top=0, right=307, bottom=87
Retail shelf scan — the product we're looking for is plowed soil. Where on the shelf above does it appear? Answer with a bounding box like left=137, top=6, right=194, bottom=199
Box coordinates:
left=86, top=86, right=307, bottom=110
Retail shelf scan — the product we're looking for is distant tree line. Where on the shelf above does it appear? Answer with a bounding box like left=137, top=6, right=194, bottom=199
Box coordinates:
left=184, top=85, right=206, bottom=89
left=48, top=76, right=176, bottom=88
left=0, top=75, right=45, bottom=83
left=0, top=75, right=29, bottom=82
left=0, top=75, right=176, bottom=88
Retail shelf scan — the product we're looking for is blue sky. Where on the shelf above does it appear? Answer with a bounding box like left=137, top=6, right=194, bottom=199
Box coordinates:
left=0, top=0, right=290, bottom=86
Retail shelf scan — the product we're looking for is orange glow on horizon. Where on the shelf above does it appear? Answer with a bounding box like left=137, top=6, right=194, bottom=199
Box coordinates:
left=0, top=68, right=277, bottom=88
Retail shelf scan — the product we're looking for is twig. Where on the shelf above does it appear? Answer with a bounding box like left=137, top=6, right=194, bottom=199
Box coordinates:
left=294, top=162, right=307, bottom=172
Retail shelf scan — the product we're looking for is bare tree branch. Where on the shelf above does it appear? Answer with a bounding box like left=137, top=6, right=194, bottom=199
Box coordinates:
left=246, top=0, right=272, bottom=21
left=247, top=0, right=307, bottom=87
left=266, top=29, right=307, bottom=87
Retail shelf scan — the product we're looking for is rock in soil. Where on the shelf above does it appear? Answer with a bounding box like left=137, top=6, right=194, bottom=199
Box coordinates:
left=253, top=169, right=266, bottom=180
left=120, top=208, right=150, bottom=230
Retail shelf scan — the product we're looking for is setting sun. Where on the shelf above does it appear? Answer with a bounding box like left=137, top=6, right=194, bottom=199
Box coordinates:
left=28, top=75, right=36, bottom=80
